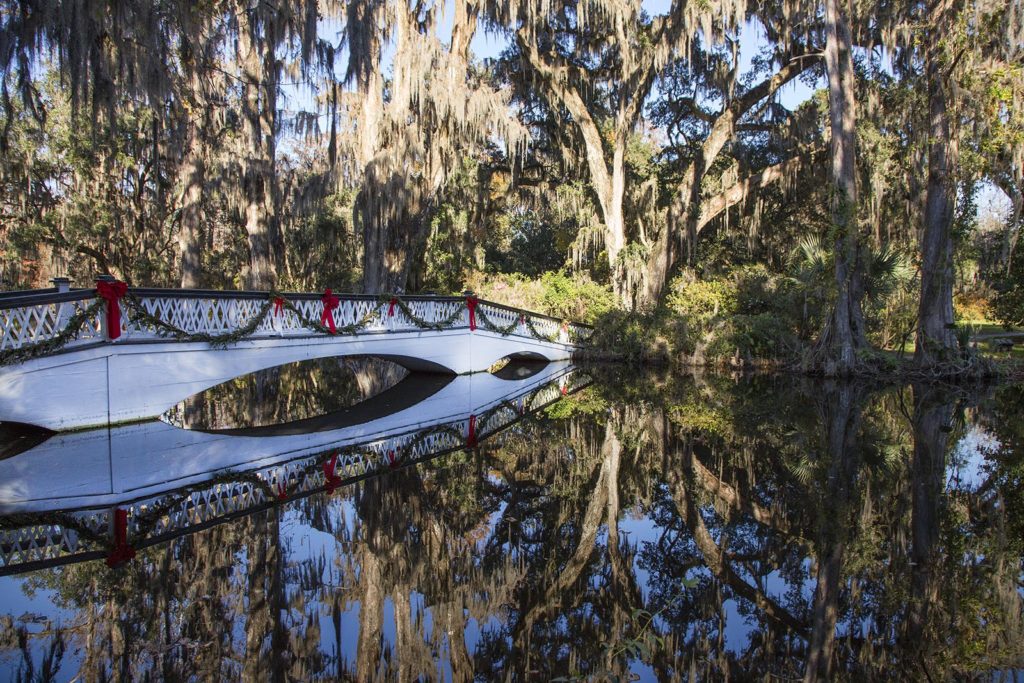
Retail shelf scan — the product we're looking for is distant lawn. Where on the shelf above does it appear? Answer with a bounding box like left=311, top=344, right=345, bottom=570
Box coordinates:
left=884, top=320, right=1024, bottom=360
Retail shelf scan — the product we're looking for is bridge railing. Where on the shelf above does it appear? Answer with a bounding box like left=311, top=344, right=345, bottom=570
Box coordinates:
left=0, top=289, right=106, bottom=358
left=0, top=286, right=592, bottom=362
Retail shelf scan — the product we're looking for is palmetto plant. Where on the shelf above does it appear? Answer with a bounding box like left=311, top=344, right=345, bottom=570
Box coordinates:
left=789, top=235, right=914, bottom=339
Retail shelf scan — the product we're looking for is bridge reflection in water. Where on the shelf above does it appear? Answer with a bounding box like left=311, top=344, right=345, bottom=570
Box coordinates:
left=2, top=370, right=1022, bottom=680
left=0, top=361, right=589, bottom=575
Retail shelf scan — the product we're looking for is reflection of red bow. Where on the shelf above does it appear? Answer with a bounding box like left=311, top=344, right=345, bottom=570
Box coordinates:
left=466, top=297, right=478, bottom=331
left=388, top=297, right=397, bottom=317
left=273, top=297, right=285, bottom=317
left=320, top=289, right=339, bottom=333
left=106, top=508, right=136, bottom=568
left=466, top=414, right=478, bottom=448
left=519, top=313, right=526, bottom=326
left=96, top=280, right=128, bottom=340
left=322, top=454, right=342, bottom=493
left=277, top=482, right=288, bottom=500
left=386, top=449, right=398, bottom=468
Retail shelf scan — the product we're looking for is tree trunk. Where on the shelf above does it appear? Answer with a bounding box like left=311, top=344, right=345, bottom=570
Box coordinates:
left=813, top=0, right=867, bottom=375
left=605, top=144, right=629, bottom=305
left=803, top=381, right=865, bottom=681
left=238, top=16, right=280, bottom=290
left=915, top=16, right=960, bottom=368
left=178, top=121, right=204, bottom=288
left=903, top=383, right=954, bottom=670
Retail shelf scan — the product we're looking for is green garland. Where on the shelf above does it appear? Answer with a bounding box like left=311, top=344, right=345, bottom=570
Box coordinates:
left=123, top=294, right=275, bottom=347
left=475, top=306, right=521, bottom=336
left=280, top=297, right=379, bottom=336
left=0, top=510, right=108, bottom=544
left=524, top=316, right=561, bottom=342
left=379, top=294, right=466, bottom=331
left=0, top=300, right=104, bottom=366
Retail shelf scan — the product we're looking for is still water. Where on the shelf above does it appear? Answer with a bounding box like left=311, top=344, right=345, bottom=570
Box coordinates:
left=0, top=359, right=1022, bottom=680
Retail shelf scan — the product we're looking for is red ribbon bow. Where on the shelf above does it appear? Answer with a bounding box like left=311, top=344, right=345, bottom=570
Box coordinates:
left=519, top=313, right=526, bottom=326
left=106, top=508, right=136, bottom=568
left=466, top=297, right=478, bottom=331
left=96, top=280, right=128, bottom=340
left=387, top=297, right=397, bottom=317
left=322, top=454, right=342, bottom=493
left=466, top=414, right=478, bottom=448
left=321, top=289, right=339, bottom=334
left=273, top=296, right=285, bottom=317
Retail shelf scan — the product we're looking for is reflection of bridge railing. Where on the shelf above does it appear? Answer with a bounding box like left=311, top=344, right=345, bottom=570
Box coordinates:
left=0, top=370, right=591, bottom=575
left=0, top=286, right=592, bottom=362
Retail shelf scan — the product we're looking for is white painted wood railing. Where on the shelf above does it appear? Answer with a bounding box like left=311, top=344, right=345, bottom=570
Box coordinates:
left=0, top=287, right=592, bottom=356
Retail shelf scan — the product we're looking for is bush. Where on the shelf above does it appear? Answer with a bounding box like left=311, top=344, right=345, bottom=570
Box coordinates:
left=538, top=271, right=617, bottom=324
left=464, top=270, right=616, bottom=325
left=991, top=258, right=1024, bottom=328
left=587, top=310, right=665, bottom=363
left=664, top=267, right=800, bottom=363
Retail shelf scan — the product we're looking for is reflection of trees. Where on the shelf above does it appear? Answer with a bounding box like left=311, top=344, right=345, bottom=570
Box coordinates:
left=3, top=373, right=1023, bottom=678
left=171, top=357, right=408, bottom=430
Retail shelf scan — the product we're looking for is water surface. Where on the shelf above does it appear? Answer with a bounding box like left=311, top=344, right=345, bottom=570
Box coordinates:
left=1, top=364, right=1022, bottom=680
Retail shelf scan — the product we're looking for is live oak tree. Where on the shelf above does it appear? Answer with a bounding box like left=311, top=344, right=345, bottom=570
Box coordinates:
left=343, top=0, right=529, bottom=293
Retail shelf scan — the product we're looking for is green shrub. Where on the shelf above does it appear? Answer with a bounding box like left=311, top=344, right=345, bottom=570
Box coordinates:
left=587, top=310, right=662, bottom=363
left=665, top=273, right=737, bottom=324
left=992, top=258, right=1024, bottom=328
left=539, top=271, right=617, bottom=324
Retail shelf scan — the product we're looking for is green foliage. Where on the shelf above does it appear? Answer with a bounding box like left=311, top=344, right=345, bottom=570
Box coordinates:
left=586, top=310, right=663, bottom=363
left=664, top=266, right=798, bottom=363
left=283, top=190, right=361, bottom=291
left=538, top=271, right=617, bottom=324
left=466, top=270, right=614, bottom=325
left=991, top=256, right=1024, bottom=327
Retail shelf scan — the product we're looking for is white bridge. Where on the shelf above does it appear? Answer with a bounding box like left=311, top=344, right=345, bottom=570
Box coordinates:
left=0, top=284, right=590, bottom=431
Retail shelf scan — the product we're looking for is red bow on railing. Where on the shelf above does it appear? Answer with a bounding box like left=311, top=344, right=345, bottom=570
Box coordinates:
left=388, top=297, right=397, bottom=317
left=273, top=296, right=285, bottom=317
left=105, top=508, right=136, bottom=568
left=466, top=414, right=478, bottom=448
left=322, top=454, right=342, bottom=493
left=321, top=288, right=339, bottom=334
left=466, top=297, right=478, bottom=331
left=96, top=279, right=128, bottom=340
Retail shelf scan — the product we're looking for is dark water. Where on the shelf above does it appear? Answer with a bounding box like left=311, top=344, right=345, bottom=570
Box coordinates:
left=1, top=363, right=1023, bottom=680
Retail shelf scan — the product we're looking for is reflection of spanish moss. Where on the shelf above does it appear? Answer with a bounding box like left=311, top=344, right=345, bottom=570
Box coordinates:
left=2, top=373, right=1022, bottom=679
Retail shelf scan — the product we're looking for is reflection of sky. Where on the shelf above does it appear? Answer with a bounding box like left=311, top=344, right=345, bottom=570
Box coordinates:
left=950, top=425, right=1002, bottom=493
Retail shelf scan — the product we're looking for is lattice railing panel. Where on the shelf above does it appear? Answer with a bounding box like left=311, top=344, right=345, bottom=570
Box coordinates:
left=0, top=297, right=104, bottom=351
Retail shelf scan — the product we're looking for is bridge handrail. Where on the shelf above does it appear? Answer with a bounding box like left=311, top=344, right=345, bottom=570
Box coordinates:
left=1, top=286, right=592, bottom=360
